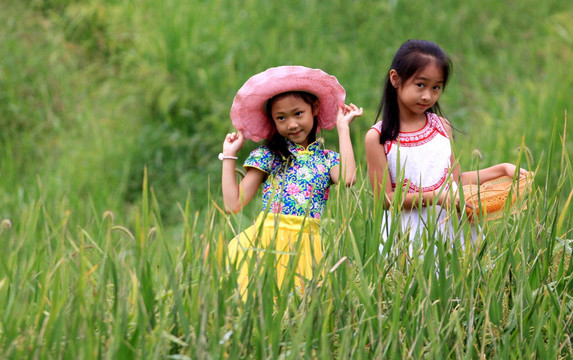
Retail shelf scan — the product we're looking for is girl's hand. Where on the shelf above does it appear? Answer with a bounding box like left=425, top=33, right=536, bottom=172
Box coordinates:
left=437, top=189, right=465, bottom=212
left=502, top=163, right=531, bottom=178
left=222, top=131, right=245, bottom=156
left=337, top=103, right=363, bottom=128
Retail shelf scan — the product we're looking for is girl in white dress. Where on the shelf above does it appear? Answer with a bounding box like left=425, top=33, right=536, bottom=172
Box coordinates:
left=364, top=40, right=529, bottom=254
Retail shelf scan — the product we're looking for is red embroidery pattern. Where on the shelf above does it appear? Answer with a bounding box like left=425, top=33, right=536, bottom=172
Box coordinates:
left=391, top=167, right=450, bottom=193
left=395, top=114, right=446, bottom=148
left=380, top=113, right=448, bottom=154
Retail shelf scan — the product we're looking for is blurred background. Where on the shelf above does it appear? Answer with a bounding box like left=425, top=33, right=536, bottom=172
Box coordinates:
left=1, top=0, right=571, bottom=227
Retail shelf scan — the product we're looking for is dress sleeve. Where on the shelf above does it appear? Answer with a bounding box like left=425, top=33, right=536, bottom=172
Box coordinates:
left=323, top=150, right=340, bottom=171
left=371, top=121, right=383, bottom=134
left=243, top=145, right=274, bottom=174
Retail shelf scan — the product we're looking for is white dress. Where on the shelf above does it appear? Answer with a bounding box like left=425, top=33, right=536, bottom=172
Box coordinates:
left=371, top=112, right=457, bottom=253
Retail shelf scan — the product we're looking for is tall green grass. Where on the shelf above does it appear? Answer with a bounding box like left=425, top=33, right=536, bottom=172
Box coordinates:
left=0, top=126, right=570, bottom=359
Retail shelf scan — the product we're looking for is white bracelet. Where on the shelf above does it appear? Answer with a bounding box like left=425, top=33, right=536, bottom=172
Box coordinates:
left=218, top=153, right=238, bottom=161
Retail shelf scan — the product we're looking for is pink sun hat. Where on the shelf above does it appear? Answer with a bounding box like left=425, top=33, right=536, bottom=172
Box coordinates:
left=230, top=65, right=346, bottom=142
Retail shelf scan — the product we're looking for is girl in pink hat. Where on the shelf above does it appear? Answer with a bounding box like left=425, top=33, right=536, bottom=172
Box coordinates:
left=221, top=66, right=363, bottom=299
left=365, top=40, right=530, bottom=255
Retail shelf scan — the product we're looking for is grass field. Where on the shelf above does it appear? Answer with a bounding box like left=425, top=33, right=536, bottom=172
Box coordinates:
left=1, top=0, right=572, bottom=358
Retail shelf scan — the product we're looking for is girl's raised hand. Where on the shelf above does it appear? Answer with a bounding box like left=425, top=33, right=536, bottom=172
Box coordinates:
left=222, top=130, right=245, bottom=156
left=337, top=103, right=363, bottom=128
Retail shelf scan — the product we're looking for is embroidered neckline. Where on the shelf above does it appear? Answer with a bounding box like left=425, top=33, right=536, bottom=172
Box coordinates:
left=399, top=113, right=429, bottom=134
left=395, top=113, right=447, bottom=145
left=287, top=140, right=320, bottom=156
left=382, top=113, right=449, bottom=154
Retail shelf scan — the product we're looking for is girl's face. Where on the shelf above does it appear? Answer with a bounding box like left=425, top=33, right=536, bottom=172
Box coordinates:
left=270, top=94, right=318, bottom=147
left=392, top=62, right=444, bottom=119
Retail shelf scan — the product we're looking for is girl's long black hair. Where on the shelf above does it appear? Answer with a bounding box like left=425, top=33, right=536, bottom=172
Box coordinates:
left=264, top=91, right=319, bottom=160
left=375, top=39, right=452, bottom=144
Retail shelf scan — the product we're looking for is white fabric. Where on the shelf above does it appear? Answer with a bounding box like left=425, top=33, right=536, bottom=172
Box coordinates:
left=372, top=113, right=457, bottom=253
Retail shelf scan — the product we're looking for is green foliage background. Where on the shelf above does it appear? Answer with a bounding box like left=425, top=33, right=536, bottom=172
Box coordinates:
left=0, top=0, right=572, bottom=358
left=1, top=0, right=571, bottom=225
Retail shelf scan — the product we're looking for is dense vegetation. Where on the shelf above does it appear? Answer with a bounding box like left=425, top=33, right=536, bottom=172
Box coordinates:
left=0, top=0, right=571, bottom=358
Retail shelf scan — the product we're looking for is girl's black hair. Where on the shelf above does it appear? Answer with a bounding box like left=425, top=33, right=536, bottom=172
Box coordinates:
left=264, top=91, right=319, bottom=160
left=375, top=39, right=452, bottom=144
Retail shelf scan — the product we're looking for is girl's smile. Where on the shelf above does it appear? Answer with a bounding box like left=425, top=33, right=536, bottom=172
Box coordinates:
left=270, top=94, right=318, bottom=147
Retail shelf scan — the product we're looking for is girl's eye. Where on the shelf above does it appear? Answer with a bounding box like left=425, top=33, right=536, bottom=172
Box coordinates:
left=433, top=86, right=442, bottom=90
left=295, top=111, right=303, bottom=116
left=275, top=116, right=285, bottom=121
left=416, top=83, right=425, bottom=88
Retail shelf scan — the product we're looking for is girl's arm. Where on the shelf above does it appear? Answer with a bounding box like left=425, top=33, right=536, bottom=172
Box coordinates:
left=365, top=128, right=393, bottom=204
left=446, top=119, right=530, bottom=208
left=330, top=104, right=363, bottom=186
left=440, top=117, right=529, bottom=186
left=221, top=131, right=266, bottom=213
left=459, top=163, right=529, bottom=186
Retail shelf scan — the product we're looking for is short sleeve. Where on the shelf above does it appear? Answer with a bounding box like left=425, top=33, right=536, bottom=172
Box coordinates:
left=323, top=149, right=340, bottom=170
left=243, top=145, right=275, bottom=174
left=371, top=121, right=383, bottom=134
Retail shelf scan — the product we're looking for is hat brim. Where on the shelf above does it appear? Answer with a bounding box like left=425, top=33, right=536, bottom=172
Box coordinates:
left=230, top=66, right=346, bottom=142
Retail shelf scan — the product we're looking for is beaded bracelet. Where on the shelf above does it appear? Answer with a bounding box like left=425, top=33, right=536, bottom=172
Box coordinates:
left=218, top=153, right=238, bottom=161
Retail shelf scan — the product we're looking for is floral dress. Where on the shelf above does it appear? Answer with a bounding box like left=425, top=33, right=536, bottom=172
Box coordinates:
left=228, top=140, right=339, bottom=298
left=245, top=140, right=339, bottom=219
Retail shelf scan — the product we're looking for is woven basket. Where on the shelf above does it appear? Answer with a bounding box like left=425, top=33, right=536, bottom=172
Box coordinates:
left=463, top=174, right=533, bottom=223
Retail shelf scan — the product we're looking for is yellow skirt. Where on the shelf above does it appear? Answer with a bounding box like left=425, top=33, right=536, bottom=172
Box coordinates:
left=228, top=212, right=323, bottom=299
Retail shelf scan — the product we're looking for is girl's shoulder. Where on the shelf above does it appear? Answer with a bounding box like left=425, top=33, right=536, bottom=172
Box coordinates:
left=370, top=121, right=383, bottom=134
left=320, top=147, right=338, bottom=156
left=427, top=112, right=453, bottom=139
left=303, top=142, right=340, bottom=168
left=371, top=121, right=383, bottom=133
left=321, top=148, right=340, bottom=165
left=430, top=112, right=451, bottom=128
left=318, top=148, right=340, bottom=169
left=244, top=144, right=281, bottom=173
left=248, top=144, right=274, bottom=157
